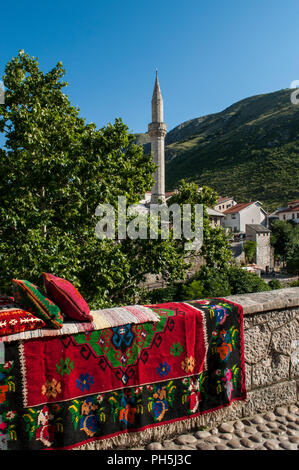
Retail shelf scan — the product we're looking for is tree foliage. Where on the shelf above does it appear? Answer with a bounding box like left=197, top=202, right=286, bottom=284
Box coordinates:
left=243, top=240, right=257, bottom=264
left=181, top=265, right=271, bottom=301
left=0, top=53, right=234, bottom=307
left=0, top=52, right=162, bottom=305
left=168, top=181, right=232, bottom=271
left=271, top=219, right=299, bottom=268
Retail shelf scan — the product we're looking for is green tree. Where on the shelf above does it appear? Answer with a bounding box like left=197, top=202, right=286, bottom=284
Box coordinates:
left=179, top=264, right=270, bottom=301
left=270, top=220, right=297, bottom=265
left=286, top=245, right=299, bottom=275
left=227, top=266, right=271, bottom=294
left=168, top=180, right=232, bottom=270
left=243, top=240, right=257, bottom=264
left=0, top=52, right=187, bottom=306
left=268, top=279, right=282, bottom=290
left=0, top=53, right=235, bottom=308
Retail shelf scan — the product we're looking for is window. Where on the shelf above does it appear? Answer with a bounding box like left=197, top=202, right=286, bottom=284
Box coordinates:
left=231, top=214, right=236, bottom=219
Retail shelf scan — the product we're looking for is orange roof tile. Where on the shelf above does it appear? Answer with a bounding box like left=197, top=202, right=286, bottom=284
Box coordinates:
left=278, top=205, right=299, bottom=214
left=223, top=202, right=254, bottom=214
left=217, top=196, right=234, bottom=204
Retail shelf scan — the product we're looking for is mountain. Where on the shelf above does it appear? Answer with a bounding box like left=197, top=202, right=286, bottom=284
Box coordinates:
left=136, top=89, right=299, bottom=210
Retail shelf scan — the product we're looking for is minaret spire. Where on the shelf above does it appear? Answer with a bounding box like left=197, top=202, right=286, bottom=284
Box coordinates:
left=148, top=71, right=167, bottom=204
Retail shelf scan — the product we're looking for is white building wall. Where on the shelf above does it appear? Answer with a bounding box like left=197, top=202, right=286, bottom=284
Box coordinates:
left=239, top=205, right=267, bottom=232
left=215, top=199, right=236, bottom=213
left=278, top=211, right=299, bottom=223
left=222, top=203, right=267, bottom=233
left=222, top=212, right=240, bottom=232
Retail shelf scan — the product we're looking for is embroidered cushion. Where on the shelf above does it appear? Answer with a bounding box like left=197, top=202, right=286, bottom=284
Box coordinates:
left=0, top=298, right=46, bottom=337
left=12, top=280, right=63, bottom=329
left=0, top=295, right=15, bottom=306
left=42, top=273, right=92, bottom=322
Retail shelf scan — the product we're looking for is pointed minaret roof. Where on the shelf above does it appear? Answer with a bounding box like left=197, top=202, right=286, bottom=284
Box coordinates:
left=151, top=70, right=163, bottom=123
left=152, top=69, right=162, bottom=102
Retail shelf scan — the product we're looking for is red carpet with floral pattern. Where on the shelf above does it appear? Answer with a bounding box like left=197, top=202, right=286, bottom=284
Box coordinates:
left=0, top=298, right=246, bottom=450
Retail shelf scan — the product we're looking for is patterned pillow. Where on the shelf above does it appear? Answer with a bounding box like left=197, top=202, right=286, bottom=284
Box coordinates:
left=12, top=280, right=63, bottom=329
left=0, top=295, right=15, bottom=305
left=0, top=298, right=46, bottom=337
left=42, top=273, right=92, bottom=322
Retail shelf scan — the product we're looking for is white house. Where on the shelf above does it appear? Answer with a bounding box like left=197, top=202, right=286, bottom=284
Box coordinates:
left=206, top=207, right=225, bottom=227
left=222, top=201, right=268, bottom=233
left=275, top=199, right=299, bottom=223
left=214, top=196, right=237, bottom=213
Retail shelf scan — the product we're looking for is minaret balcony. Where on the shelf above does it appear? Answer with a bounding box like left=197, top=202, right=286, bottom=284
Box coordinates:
left=148, top=122, right=167, bottom=138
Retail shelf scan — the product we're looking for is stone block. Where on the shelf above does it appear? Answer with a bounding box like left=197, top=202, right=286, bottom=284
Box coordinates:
left=252, top=354, right=290, bottom=388
left=254, top=309, right=295, bottom=329
left=244, top=317, right=255, bottom=329
left=271, top=320, right=299, bottom=355
left=244, top=324, right=271, bottom=364
left=242, top=381, right=297, bottom=417
left=245, top=363, right=252, bottom=391
left=290, top=339, right=299, bottom=379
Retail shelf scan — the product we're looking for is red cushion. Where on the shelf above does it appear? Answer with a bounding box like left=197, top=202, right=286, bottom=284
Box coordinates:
left=0, top=298, right=46, bottom=337
left=42, top=273, right=92, bottom=322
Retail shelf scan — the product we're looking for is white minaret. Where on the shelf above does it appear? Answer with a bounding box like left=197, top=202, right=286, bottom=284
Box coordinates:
left=148, top=71, right=167, bottom=204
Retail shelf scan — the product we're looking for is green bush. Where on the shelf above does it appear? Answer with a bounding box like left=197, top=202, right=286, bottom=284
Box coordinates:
left=179, top=265, right=270, bottom=301
left=227, top=266, right=271, bottom=295
left=243, top=240, right=257, bottom=263
left=145, top=264, right=273, bottom=304
left=181, top=280, right=206, bottom=301
left=286, top=246, right=299, bottom=275
left=268, top=279, right=283, bottom=290
left=145, top=284, right=184, bottom=304
left=289, top=279, right=299, bottom=287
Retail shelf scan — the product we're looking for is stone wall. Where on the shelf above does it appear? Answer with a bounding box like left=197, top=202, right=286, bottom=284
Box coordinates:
left=144, top=287, right=298, bottom=433
left=97, top=288, right=299, bottom=447
left=171, top=287, right=299, bottom=433
left=208, top=287, right=299, bottom=427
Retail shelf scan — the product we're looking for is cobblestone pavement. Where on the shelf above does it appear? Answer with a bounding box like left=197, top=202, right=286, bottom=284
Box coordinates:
left=129, top=404, right=299, bottom=451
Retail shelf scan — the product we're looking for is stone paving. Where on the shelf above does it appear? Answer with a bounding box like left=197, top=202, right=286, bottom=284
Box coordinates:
left=129, top=404, right=299, bottom=451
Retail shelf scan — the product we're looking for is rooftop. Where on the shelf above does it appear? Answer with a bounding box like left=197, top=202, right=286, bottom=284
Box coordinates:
left=217, top=196, right=235, bottom=204
left=223, top=201, right=254, bottom=214
left=246, top=224, right=271, bottom=233
left=207, top=207, right=225, bottom=217
left=277, top=204, right=299, bottom=214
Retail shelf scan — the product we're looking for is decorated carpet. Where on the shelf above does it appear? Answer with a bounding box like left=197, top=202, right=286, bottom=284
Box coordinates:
left=0, top=298, right=246, bottom=450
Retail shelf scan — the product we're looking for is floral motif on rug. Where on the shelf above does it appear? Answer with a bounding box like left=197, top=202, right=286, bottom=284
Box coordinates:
left=0, top=298, right=246, bottom=450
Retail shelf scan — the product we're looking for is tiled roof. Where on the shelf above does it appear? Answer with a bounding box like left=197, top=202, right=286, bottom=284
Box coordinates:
left=246, top=224, right=271, bottom=233
left=277, top=205, right=299, bottom=214
left=207, top=207, right=225, bottom=217
left=217, top=196, right=234, bottom=204
left=223, top=202, right=254, bottom=214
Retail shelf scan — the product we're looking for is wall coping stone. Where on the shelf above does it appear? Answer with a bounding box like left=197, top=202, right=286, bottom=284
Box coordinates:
left=225, top=287, right=299, bottom=315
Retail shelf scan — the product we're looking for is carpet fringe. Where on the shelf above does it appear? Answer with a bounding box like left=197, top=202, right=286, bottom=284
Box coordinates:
left=74, top=401, right=243, bottom=450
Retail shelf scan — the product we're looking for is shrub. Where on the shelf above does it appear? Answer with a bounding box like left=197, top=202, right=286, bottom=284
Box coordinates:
left=286, top=246, right=299, bottom=275
left=145, top=284, right=183, bottom=303
left=243, top=240, right=257, bottom=263
left=181, top=280, right=206, bottom=301
left=268, top=279, right=283, bottom=290
left=227, top=266, right=271, bottom=294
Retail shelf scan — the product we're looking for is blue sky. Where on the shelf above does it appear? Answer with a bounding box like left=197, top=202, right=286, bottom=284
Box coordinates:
left=1, top=0, right=299, bottom=134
